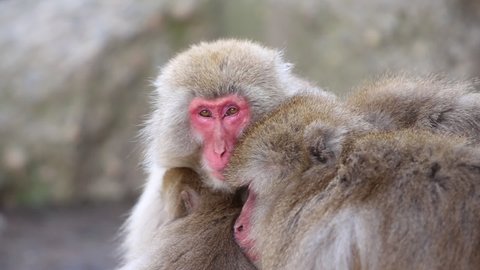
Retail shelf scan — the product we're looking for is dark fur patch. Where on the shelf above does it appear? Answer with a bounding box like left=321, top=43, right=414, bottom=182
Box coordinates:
left=429, top=162, right=441, bottom=178
left=309, top=146, right=328, bottom=163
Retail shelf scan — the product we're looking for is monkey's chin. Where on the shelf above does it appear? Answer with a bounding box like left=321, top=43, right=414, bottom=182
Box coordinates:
left=211, top=170, right=225, bottom=180
left=207, top=171, right=232, bottom=191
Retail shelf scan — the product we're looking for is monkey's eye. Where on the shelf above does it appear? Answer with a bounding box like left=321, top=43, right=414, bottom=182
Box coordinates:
left=225, top=106, right=239, bottom=116
left=199, top=109, right=212, bottom=117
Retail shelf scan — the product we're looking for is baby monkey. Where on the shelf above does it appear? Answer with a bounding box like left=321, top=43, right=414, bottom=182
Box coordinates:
left=120, top=167, right=256, bottom=270
left=226, top=94, right=480, bottom=270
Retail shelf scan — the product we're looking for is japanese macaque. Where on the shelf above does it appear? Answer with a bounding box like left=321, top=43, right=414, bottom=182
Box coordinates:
left=346, top=74, right=480, bottom=143
left=120, top=168, right=256, bottom=270
left=226, top=94, right=480, bottom=269
left=121, top=39, right=328, bottom=264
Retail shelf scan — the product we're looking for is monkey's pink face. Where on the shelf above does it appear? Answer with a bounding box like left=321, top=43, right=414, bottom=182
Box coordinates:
left=189, top=94, right=251, bottom=181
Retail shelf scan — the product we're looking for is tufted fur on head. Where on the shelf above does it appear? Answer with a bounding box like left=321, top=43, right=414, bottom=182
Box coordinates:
left=225, top=93, right=369, bottom=197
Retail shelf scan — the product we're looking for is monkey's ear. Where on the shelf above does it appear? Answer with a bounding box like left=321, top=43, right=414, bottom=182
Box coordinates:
left=180, top=188, right=201, bottom=215
left=303, top=122, right=347, bottom=165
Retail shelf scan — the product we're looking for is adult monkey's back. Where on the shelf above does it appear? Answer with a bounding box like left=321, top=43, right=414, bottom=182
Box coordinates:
left=120, top=39, right=330, bottom=265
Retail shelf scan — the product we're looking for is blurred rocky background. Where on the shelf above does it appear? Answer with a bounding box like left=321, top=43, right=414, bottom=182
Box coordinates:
left=0, top=0, right=479, bottom=269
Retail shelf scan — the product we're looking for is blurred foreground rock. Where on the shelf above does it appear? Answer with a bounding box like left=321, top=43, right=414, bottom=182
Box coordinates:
left=0, top=0, right=479, bottom=206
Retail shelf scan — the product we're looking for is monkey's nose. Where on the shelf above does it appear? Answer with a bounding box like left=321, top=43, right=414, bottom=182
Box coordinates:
left=216, top=148, right=226, bottom=157
left=214, top=141, right=227, bottom=157
left=235, top=223, right=244, bottom=233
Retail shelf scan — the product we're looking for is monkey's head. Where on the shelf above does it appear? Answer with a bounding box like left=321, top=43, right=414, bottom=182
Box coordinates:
left=226, top=94, right=368, bottom=195
left=225, top=94, right=370, bottom=263
left=144, top=39, right=328, bottom=189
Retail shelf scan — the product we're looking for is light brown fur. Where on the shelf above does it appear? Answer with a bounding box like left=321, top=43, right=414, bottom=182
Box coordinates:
left=347, top=74, right=480, bottom=143
left=226, top=94, right=480, bottom=270
left=121, top=168, right=256, bottom=270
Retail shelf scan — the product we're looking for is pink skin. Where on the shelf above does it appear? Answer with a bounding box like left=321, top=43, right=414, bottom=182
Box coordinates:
left=189, top=94, right=251, bottom=180
left=234, top=188, right=258, bottom=262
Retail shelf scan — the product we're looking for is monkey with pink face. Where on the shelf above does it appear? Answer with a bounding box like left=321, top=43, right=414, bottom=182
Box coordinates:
left=119, top=39, right=329, bottom=266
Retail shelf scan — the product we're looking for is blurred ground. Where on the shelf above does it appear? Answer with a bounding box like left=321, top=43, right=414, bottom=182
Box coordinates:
left=0, top=202, right=131, bottom=270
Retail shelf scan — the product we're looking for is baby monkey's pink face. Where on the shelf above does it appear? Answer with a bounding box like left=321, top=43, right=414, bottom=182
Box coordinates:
left=189, top=94, right=251, bottom=182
